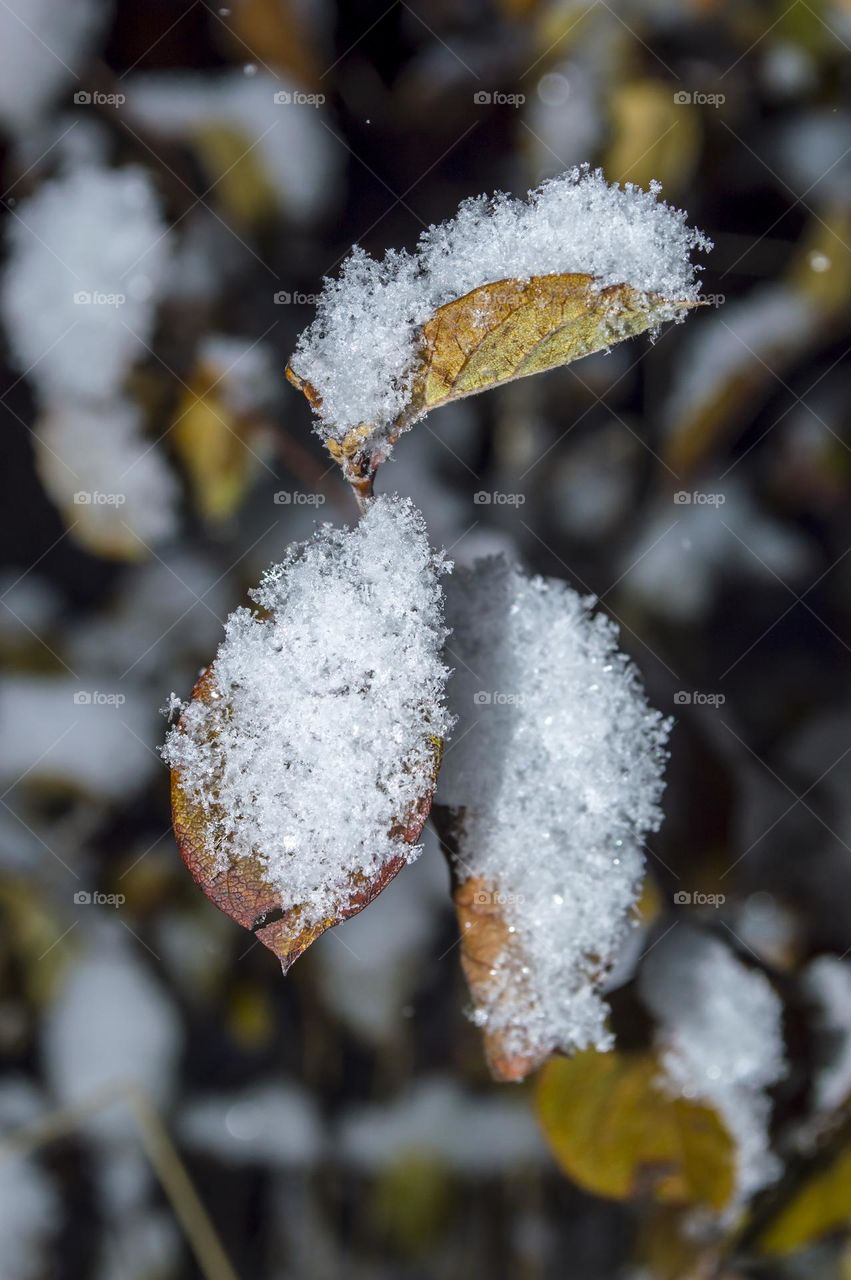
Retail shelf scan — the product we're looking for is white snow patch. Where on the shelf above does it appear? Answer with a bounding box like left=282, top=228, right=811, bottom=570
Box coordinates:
left=805, top=955, right=851, bottom=1115
left=36, top=398, right=180, bottom=554
left=0, top=0, right=107, bottom=132
left=0, top=1153, right=59, bottom=1280
left=2, top=165, right=171, bottom=401
left=125, top=70, right=338, bottom=221
left=338, top=1077, right=547, bottom=1173
left=640, top=926, right=786, bottom=1208
left=438, top=556, right=670, bottom=1064
left=163, top=494, right=453, bottom=924
left=42, top=924, right=182, bottom=1141
left=292, top=166, right=709, bottom=442
left=181, top=1082, right=324, bottom=1168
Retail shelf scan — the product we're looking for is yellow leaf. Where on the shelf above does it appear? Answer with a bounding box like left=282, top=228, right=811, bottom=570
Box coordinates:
left=536, top=1048, right=735, bottom=1210
left=194, top=124, right=279, bottom=228
left=758, top=1145, right=851, bottom=1255
left=606, top=81, right=701, bottom=194
left=171, top=366, right=256, bottom=524
left=407, top=273, right=684, bottom=420
left=288, top=273, right=693, bottom=476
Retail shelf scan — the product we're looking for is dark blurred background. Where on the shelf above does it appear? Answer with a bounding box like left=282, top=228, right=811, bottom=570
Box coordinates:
left=1, top=1, right=850, bottom=1277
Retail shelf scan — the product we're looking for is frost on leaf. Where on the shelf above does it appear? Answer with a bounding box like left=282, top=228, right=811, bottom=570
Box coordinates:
left=163, top=495, right=452, bottom=969
left=639, top=927, right=787, bottom=1212
left=437, top=557, right=671, bottom=1082
left=286, top=166, right=710, bottom=485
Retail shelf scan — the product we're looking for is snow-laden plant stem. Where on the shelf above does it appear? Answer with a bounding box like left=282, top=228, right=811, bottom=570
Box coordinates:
left=166, top=165, right=714, bottom=1083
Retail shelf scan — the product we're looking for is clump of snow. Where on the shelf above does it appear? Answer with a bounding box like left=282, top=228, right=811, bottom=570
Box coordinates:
left=36, top=399, right=180, bottom=555
left=163, top=495, right=453, bottom=924
left=42, top=923, right=182, bottom=1142
left=338, top=1077, right=547, bottom=1174
left=0, top=1152, right=59, bottom=1280
left=804, top=955, right=851, bottom=1115
left=125, top=70, right=339, bottom=221
left=0, top=0, right=108, bottom=132
left=639, top=926, right=787, bottom=1208
left=438, top=556, right=671, bottom=1064
left=292, top=166, right=710, bottom=442
left=181, top=1081, right=324, bottom=1168
left=1, top=164, right=171, bottom=401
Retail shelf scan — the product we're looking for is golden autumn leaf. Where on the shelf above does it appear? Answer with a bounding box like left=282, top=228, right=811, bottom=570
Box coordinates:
left=606, top=80, right=701, bottom=194
left=171, top=359, right=270, bottom=524
left=170, top=667, right=443, bottom=970
left=452, top=875, right=549, bottom=1084
left=758, top=1145, right=851, bottom=1256
left=287, top=272, right=694, bottom=485
left=536, top=1049, right=736, bottom=1210
left=194, top=124, right=280, bottom=229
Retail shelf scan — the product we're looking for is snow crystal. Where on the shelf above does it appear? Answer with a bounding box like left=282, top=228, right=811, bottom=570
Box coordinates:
left=1, top=165, right=171, bottom=401
left=292, top=166, right=710, bottom=442
left=338, top=1077, right=547, bottom=1173
left=805, top=955, right=851, bottom=1115
left=162, top=495, right=453, bottom=924
left=640, top=926, right=787, bottom=1207
left=36, top=398, right=180, bottom=554
left=0, top=0, right=107, bottom=132
left=438, top=556, right=671, bottom=1064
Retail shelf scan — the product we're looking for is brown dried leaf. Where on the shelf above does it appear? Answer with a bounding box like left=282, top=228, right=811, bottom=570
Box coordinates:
left=170, top=667, right=443, bottom=970
left=452, top=876, right=546, bottom=1083
left=287, top=272, right=693, bottom=484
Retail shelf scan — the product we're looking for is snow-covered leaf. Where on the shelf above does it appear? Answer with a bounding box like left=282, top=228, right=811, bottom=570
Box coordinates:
left=171, top=662, right=443, bottom=969
left=536, top=1049, right=736, bottom=1209
left=286, top=166, right=710, bottom=485
left=164, top=496, right=452, bottom=970
left=288, top=272, right=693, bottom=484
left=437, top=557, right=670, bottom=1082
